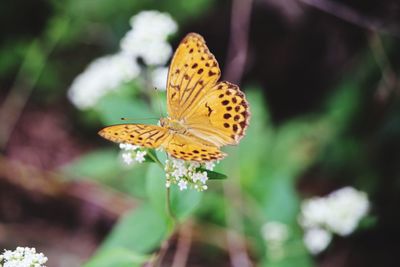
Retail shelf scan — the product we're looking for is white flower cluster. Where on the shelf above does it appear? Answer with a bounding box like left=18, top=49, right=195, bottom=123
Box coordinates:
left=0, top=247, right=48, bottom=267
left=67, top=53, right=140, bottom=109
left=68, top=10, right=177, bottom=109
left=119, top=143, right=147, bottom=165
left=261, top=221, right=290, bottom=261
left=164, top=158, right=217, bottom=191
left=299, top=187, right=370, bottom=254
left=121, top=11, right=177, bottom=66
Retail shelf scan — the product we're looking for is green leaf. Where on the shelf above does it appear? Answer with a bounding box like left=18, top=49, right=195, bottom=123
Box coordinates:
left=98, top=204, right=167, bottom=254
left=146, top=164, right=168, bottom=219
left=61, top=149, right=120, bottom=183
left=170, top=185, right=202, bottom=221
left=358, top=215, right=377, bottom=230
left=144, top=149, right=160, bottom=164
left=83, top=248, right=149, bottom=267
left=96, top=93, right=156, bottom=126
left=199, top=169, right=227, bottom=180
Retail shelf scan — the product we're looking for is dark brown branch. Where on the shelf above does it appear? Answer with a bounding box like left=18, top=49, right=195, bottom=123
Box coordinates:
left=224, top=0, right=254, bottom=84
left=368, top=33, right=400, bottom=101
left=298, top=0, right=400, bottom=37
left=171, top=222, right=192, bottom=267
left=0, top=156, right=136, bottom=219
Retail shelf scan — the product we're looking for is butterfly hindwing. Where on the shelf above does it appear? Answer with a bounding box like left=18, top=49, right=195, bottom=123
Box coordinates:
left=184, top=81, right=250, bottom=147
left=98, top=124, right=170, bottom=148
left=164, top=134, right=226, bottom=162
left=167, top=33, right=221, bottom=119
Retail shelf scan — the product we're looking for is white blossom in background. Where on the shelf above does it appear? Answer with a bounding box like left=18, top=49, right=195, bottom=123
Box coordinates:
left=1, top=247, right=48, bottom=267
left=121, top=34, right=172, bottom=66
left=129, top=11, right=178, bottom=40
left=151, top=67, right=169, bottom=90
left=261, top=221, right=290, bottom=261
left=299, top=197, right=330, bottom=229
left=68, top=52, right=140, bottom=109
left=299, top=186, right=370, bottom=254
left=68, top=10, right=178, bottom=109
left=261, top=221, right=290, bottom=245
left=121, top=11, right=177, bottom=66
left=303, top=228, right=332, bottom=255
left=119, top=143, right=147, bottom=165
left=164, top=158, right=217, bottom=192
left=324, top=187, right=369, bottom=236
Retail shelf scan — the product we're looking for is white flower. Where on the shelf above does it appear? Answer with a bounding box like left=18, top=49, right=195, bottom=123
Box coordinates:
left=129, top=11, right=177, bottom=41
left=171, top=159, right=187, bottom=178
left=122, top=152, right=133, bottom=165
left=151, top=67, right=169, bottom=90
left=299, top=187, right=369, bottom=236
left=204, top=161, right=216, bottom=171
left=303, top=228, right=332, bottom=254
left=178, top=179, right=188, bottom=191
left=68, top=52, right=140, bottom=109
left=324, top=187, right=369, bottom=236
left=135, top=150, right=147, bottom=163
left=261, top=221, right=290, bottom=244
left=191, top=171, right=207, bottom=183
left=119, top=143, right=148, bottom=165
left=299, top=186, right=370, bottom=254
left=199, top=171, right=208, bottom=184
left=124, top=39, right=172, bottom=66
left=69, top=10, right=178, bottom=109
left=164, top=158, right=216, bottom=191
left=1, top=247, right=48, bottom=267
left=299, top=197, right=330, bottom=229
left=119, top=143, right=138, bottom=151
left=120, top=11, right=177, bottom=66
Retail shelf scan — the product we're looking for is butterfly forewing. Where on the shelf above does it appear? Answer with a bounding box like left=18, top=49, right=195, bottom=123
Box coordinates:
left=98, top=124, right=170, bottom=148
left=167, top=33, right=221, bottom=120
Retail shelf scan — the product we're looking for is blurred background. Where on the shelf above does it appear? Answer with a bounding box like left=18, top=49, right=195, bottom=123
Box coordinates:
left=1, top=0, right=400, bottom=266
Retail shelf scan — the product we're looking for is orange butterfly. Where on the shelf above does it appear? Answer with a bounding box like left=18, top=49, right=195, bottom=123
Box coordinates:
left=99, top=33, right=250, bottom=162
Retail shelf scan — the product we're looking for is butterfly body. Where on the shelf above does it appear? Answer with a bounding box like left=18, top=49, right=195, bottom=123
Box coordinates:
left=99, top=33, right=250, bottom=162
left=159, top=117, right=187, bottom=134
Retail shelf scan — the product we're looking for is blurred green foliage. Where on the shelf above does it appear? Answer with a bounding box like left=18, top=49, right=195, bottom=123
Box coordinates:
left=63, top=80, right=364, bottom=266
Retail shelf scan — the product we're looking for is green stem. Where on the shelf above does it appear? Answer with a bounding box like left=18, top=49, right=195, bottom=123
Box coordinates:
left=146, top=150, right=177, bottom=227
left=146, top=149, right=164, bottom=168
left=166, top=186, right=177, bottom=227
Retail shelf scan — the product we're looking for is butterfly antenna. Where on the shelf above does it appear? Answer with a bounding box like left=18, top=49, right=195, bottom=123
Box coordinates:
left=120, top=117, right=159, bottom=121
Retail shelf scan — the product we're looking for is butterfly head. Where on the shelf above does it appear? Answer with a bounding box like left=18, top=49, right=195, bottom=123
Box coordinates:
left=159, top=117, right=168, bottom=127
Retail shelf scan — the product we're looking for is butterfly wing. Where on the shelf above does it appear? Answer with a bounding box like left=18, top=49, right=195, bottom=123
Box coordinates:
left=164, top=133, right=226, bottom=162
left=167, top=33, right=250, bottom=147
left=167, top=33, right=221, bottom=119
left=98, top=124, right=170, bottom=148
left=184, top=81, right=250, bottom=147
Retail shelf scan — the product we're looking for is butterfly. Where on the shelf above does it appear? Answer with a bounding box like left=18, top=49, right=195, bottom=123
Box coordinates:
left=98, top=33, right=250, bottom=162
